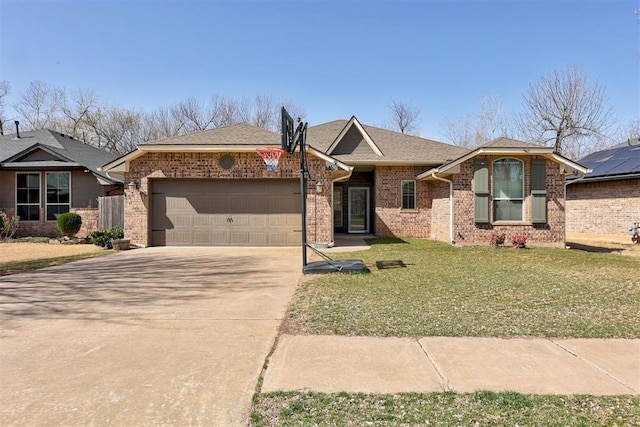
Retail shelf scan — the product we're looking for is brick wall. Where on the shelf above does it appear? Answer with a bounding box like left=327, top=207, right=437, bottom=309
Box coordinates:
left=71, top=207, right=99, bottom=238
left=448, top=156, right=566, bottom=247
left=566, top=178, right=640, bottom=238
left=14, top=207, right=58, bottom=237
left=430, top=180, right=451, bottom=242
left=125, top=151, right=332, bottom=247
left=374, top=166, right=431, bottom=238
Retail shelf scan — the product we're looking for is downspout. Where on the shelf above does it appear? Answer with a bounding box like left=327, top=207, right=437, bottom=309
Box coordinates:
left=431, top=171, right=455, bottom=244
left=564, top=169, right=589, bottom=246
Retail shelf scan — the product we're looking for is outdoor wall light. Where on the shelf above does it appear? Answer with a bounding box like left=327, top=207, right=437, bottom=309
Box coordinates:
left=127, top=181, right=137, bottom=191
left=315, top=181, right=324, bottom=194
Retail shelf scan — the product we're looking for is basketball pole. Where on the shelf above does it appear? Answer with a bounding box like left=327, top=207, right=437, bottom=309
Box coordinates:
left=298, top=122, right=308, bottom=269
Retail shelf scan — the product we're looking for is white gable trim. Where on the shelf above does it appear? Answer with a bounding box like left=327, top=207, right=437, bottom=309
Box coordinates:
left=306, top=146, right=352, bottom=171
left=3, top=144, right=74, bottom=164
left=417, top=147, right=590, bottom=181
left=326, top=116, right=383, bottom=156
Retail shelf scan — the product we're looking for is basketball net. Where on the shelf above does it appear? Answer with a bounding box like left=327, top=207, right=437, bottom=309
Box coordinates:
left=256, top=147, right=284, bottom=173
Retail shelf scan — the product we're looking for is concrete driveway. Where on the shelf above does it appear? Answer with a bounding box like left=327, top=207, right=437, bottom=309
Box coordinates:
left=0, top=247, right=300, bottom=426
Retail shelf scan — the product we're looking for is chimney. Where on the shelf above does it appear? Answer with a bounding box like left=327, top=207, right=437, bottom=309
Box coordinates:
left=14, top=121, right=20, bottom=138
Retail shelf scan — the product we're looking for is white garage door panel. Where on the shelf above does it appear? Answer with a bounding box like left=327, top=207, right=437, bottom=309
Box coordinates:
left=151, top=179, right=301, bottom=246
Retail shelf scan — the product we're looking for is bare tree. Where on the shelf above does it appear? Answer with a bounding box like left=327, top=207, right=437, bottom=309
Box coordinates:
left=173, top=96, right=216, bottom=133
left=441, top=94, right=513, bottom=148
left=518, top=65, right=613, bottom=157
left=618, top=119, right=640, bottom=142
left=251, top=94, right=275, bottom=129
left=144, top=106, right=184, bottom=141
left=0, top=81, right=10, bottom=135
left=59, top=89, right=98, bottom=139
left=84, top=105, right=144, bottom=154
left=14, top=80, right=63, bottom=130
left=384, top=100, right=420, bottom=135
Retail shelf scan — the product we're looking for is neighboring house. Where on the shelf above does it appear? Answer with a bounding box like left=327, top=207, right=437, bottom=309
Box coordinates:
left=102, top=119, right=588, bottom=248
left=566, top=138, right=640, bottom=242
left=0, top=128, right=122, bottom=237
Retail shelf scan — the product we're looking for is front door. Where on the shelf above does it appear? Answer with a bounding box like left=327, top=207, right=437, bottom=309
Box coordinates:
left=348, top=187, right=370, bottom=233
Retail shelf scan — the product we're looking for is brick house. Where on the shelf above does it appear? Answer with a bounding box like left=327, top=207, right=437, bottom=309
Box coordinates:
left=102, top=119, right=588, bottom=248
left=566, top=139, right=640, bottom=242
left=0, top=128, right=122, bottom=237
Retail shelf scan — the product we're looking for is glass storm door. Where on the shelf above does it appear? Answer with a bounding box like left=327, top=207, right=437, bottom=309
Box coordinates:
left=348, top=187, right=369, bottom=233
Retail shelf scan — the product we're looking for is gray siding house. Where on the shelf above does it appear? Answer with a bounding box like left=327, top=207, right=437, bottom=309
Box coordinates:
left=0, top=128, right=122, bottom=237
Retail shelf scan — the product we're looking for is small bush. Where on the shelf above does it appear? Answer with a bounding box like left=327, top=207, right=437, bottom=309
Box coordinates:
left=56, top=212, right=82, bottom=237
left=89, top=226, right=124, bottom=248
left=511, top=234, right=528, bottom=248
left=490, top=232, right=506, bottom=247
left=0, top=211, right=20, bottom=241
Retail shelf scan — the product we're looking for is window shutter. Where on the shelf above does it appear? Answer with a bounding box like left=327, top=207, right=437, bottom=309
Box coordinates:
left=531, top=159, right=547, bottom=223
left=474, top=159, right=489, bottom=223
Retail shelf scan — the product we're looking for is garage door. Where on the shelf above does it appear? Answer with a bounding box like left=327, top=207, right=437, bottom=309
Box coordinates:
left=151, top=179, right=301, bottom=246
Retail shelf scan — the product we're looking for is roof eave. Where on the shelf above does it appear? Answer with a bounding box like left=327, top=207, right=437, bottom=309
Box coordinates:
left=334, top=159, right=447, bottom=166
left=419, top=147, right=589, bottom=178
left=306, top=146, right=352, bottom=171
left=567, top=172, right=640, bottom=184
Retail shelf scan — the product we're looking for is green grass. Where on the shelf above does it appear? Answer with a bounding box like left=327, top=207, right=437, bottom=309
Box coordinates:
left=284, top=239, right=640, bottom=338
left=0, top=252, right=112, bottom=275
left=251, top=392, right=640, bottom=426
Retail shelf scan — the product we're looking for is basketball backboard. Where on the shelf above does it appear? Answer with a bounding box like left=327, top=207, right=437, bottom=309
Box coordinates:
left=281, top=107, right=296, bottom=153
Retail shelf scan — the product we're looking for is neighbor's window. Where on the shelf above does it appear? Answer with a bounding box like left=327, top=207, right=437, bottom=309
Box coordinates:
left=16, top=172, right=40, bottom=221
left=401, top=180, right=416, bottom=210
left=46, top=172, right=70, bottom=221
left=493, top=158, right=523, bottom=221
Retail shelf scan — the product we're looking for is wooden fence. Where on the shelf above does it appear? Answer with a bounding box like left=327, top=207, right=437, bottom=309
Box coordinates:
left=98, top=195, right=125, bottom=230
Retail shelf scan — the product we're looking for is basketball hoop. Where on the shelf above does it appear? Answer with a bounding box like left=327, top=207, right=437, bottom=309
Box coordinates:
left=256, top=147, right=284, bottom=172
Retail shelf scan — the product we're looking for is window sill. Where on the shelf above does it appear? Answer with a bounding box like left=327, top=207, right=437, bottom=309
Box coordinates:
left=400, top=209, right=419, bottom=213
left=492, top=221, right=530, bottom=226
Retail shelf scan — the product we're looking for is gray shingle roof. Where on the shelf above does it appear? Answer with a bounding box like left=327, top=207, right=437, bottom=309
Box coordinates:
left=480, top=137, right=544, bottom=148
left=139, top=123, right=280, bottom=146
left=307, top=119, right=469, bottom=164
left=135, top=119, right=477, bottom=165
left=0, top=129, right=119, bottom=183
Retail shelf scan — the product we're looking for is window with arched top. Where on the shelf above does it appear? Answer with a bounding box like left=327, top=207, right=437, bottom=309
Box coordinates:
left=493, top=158, right=523, bottom=221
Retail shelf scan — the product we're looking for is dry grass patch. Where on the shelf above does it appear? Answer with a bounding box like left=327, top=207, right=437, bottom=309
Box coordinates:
left=0, top=242, right=103, bottom=263
left=0, top=242, right=110, bottom=275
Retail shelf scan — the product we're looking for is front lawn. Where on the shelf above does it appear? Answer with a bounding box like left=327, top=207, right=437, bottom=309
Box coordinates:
left=252, top=391, right=640, bottom=426
left=283, top=239, right=640, bottom=338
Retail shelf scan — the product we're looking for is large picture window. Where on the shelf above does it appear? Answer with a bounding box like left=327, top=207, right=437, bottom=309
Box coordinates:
left=16, top=172, right=41, bottom=221
left=46, top=172, right=70, bottom=221
left=401, top=180, right=416, bottom=210
left=493, top=158, right=523, bottom=221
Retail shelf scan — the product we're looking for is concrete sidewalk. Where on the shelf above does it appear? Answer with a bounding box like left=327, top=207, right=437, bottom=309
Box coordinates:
left=263, top=335, right=640, bottom=395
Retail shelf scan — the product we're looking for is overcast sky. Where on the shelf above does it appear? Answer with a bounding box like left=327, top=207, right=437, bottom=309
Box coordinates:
left=1, top=0, right=638, bottom=141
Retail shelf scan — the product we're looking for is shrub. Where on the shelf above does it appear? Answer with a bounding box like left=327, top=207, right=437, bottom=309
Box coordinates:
left=490, top=232, right=506, bottom=247
left=56, top=212, right=82, bottom=237
left=89, top=226, right=125, bottom=248
left=511, top=234, right=528, bottom=248
left=0, top=211, right=20, bottom=241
